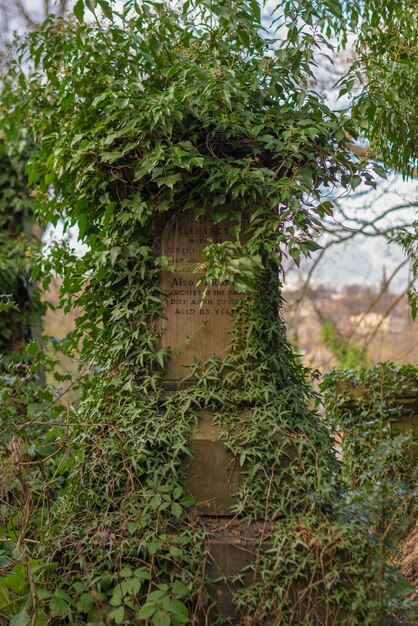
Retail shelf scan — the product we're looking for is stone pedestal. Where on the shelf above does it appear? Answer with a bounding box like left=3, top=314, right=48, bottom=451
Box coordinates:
left=184, top=410, right=244, bottom=516
left=160, top=209, right=243, bottom=387
left=199, top=525, right=272, bottom=623
left=159, top=208, right=266, bottom=620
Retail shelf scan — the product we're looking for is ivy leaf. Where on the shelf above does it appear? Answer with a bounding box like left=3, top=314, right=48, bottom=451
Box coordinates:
left=26, top=340, right=39, bottom=357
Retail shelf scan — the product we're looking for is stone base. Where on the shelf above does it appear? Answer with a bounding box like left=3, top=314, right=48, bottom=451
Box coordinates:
left=184, top=410, right=244, bottom=516
left=197, top=522, right=272, bottom=624
left=196, top=523, right=349, bottom=625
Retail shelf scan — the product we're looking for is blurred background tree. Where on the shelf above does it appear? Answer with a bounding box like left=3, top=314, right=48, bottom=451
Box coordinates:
left=0, top=0, right=72, bottom=48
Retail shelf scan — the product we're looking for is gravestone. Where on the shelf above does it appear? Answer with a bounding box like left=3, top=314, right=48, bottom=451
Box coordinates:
left=159, top=209, right=338, bottom=624
left=161, top=208, right=242, bottom=385
left=160, top=208, right=245, bottom=516
left=160, top=208, right=255, bottom=620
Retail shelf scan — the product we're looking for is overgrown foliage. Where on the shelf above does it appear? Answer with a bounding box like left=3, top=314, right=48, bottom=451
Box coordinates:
left=0, top=1, right=417, bottom=624
left=396, top=221, right=418, bottom=320
left=284, top=0, right=418, bottom=176
left=0, top=143, right=43, bottom=357
left=321, top=365, right=417, bottom=602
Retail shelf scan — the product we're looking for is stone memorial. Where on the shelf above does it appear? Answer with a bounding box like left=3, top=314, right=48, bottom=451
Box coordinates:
left=161, top=208, right=242, bottom=385
left=160, top=208, right=245, bottom=516
left=159, top=207, right=264, bottom=621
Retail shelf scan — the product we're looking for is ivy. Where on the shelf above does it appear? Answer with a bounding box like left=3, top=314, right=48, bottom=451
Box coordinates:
left=0, top=143, right=44, bottom=357
left=0, top=1, right=416, bottom=624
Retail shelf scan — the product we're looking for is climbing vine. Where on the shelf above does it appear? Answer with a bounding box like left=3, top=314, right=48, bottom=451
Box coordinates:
left=0, top=142, right=43, bottom=358
left=322, top=364, right=417, bottom=506
left=321, top=365, right=417, bottom=614
left=0, top=1, right=416, bottom=625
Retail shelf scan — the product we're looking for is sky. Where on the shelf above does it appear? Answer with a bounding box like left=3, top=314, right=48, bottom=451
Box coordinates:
left=285, top=175, right=417, bottom=291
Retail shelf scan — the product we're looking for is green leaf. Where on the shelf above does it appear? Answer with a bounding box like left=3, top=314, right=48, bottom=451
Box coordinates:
left=120, top=567, right=133, bottom=578
left=179, top=495, right=195, bottom=507
left=156, top=174, right=182, bottom=189
left=49, top=596, right=70, bottom=617
left=0, top=574, right=26, bottom=593
left=138, top=604, right=155, bottom=619
left=78, top=213, right=89, bottom=238
left=76, top=592, right=94, bottom=613
left=36, top=589, right=53, bottom=599
left=166, top=600, right=189, bottom=621
left=171, top=581, right=188, bottom=597
left=108, top=605, right=125, bottom=624
left=26, top=340, right=39, bottom=357
left=152, top=611, right=170, bottom=626
left=73, top=0, right=85, bottom=22
left=409, top=293, right=417, bottom=321
left=351, top=175, right=362, bottom=190
left=18, top=72, right=26, bottom=89
left=373, top=164, right=387, bottom=179
left=97, top=0, right=113, bottom=19
left=9, top=613, right=30, bottom=626
left=54, top=589, right=72, bottom=603
left=318, top=201, right=334, bottom=216
left=34, top=612, right=49, bottom=626
left=171, top=502, right=182, bottom=517
left=110, top=246, right=121, bottom=265
left=110, top=593, right=122, bottom=606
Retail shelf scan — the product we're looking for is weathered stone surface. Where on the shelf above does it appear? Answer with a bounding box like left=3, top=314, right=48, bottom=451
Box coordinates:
left=204, top=531, right=270, bottom=622
left=183, top=410, right=300, bottom=517
left=334, top=380, right=418, bottom=438
left=198, top=524, right=350, bottom=625
left=183, top=410, right=243, bottom=516
left=161, top=209, right=243, bottom=384
left=401, top=528, right=418, bottom=589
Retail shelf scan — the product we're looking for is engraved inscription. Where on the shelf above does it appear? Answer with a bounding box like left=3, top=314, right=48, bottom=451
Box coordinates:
left=161, top=210, right=242, bottom=382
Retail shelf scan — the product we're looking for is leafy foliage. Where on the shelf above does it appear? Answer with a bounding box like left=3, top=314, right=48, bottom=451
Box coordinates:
left=322, top=363, right=417, bottom=494
left=320, top=316, right=370, bottom=370
left=0, top=142, right=43, bottom=356
left=321, top=365, right=418, bottom=619
left=395, top=221, right=418, bottom=320
left=279, top=0, right=418, bottom=176
left=322, top=366, right=418, bottom=591
left=0, top=0, right=416, bottom=624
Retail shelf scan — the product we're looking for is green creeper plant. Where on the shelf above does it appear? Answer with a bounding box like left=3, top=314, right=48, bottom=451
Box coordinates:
left=0, top=0, right=416, bottom=624
left=321, top=365, right=418, bottom=617
left=0, top=142, right=43, bottom=358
